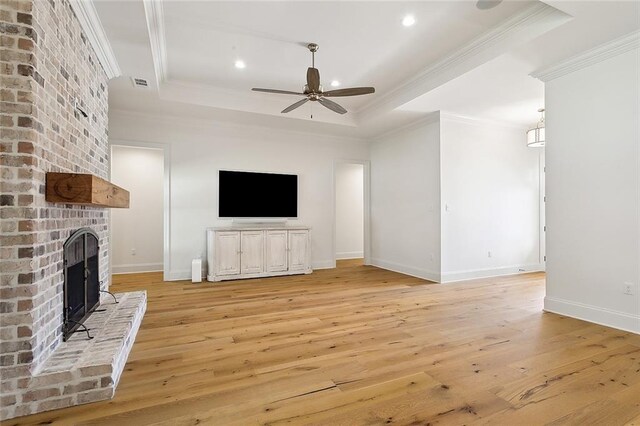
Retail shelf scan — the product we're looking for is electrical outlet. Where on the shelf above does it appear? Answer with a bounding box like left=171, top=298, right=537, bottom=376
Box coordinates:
left=131, top=248, right=136, bottom=256
left=488, top=251, right=492, bottom=258
left=623, top=282, right=635, bottom=296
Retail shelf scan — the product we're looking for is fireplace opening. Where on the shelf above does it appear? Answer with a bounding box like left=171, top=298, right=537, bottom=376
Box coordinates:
left=63, top=228, right=100, bottom=341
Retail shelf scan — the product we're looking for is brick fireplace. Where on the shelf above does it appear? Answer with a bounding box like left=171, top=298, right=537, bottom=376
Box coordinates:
left=0, top=0, right=144, bottom=420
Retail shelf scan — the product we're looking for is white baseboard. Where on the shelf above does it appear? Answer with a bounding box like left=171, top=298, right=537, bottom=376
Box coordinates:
left=370, top=258, right=440, bottom=283
left=168, top=269, right=201, bottom=281
left=544, top=296, right=639, bottom=335
left=336, top=251, right=364, bottom=260
left=440, top=263, right=545, bottom=283
left=112, top=263, right=163, bottom=274
left=169, top=261, right=332, bottom=281
left=312, top=260, right=335, bottom=270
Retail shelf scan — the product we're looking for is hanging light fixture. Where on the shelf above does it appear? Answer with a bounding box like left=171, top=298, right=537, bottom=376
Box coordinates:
left=527, top=108, right=545, bottom=147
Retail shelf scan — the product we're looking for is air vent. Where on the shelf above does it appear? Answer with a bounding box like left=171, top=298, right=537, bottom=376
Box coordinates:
left=131, top=77, right=149, bottom=89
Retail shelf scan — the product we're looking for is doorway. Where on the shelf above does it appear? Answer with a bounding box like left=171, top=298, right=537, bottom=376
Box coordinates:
left=334, top=161, right=370, bottom=267
left=110, top=143, right=169, bottom=279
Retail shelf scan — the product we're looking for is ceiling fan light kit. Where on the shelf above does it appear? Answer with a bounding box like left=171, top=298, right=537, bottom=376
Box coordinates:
left=252, top=43, right=376, bottom=115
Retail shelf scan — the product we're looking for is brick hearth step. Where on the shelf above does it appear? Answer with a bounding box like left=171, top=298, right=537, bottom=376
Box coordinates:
left=9, top=291, right=146, bottom=419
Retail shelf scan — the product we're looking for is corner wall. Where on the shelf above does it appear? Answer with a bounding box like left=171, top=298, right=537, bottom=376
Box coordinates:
left=543, top=45, right=640, bottom=333
left=369, top=113, right=543, bottom=283
left=440, top=116, right=543, bottom=282
left=370, top=116, right=442, bottom=282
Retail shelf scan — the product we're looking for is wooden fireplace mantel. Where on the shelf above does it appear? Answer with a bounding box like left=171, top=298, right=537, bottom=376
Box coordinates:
left=46, top=172, right=130, bottom=208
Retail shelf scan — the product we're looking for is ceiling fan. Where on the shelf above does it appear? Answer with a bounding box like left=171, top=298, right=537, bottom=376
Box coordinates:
left=252, top=43, right=375, bottom=115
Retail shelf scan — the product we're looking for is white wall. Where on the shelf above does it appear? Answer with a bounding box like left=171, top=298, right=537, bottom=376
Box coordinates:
left=110, top=146, right=164, bottom=273
left=370, top=117, right=441, bottom=282
left=544, top=47, right=639, bottom=333
left=335, top=163, right=364, bottom=259
left=440, top=116, right=543, bottom=282
left=369, top=113, right=543, bottom=283
left=109, top=112, right=369, bottom=279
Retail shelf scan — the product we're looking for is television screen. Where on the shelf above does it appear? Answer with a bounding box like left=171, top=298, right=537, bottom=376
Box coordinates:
left=218, top=170, right=298, bottom=218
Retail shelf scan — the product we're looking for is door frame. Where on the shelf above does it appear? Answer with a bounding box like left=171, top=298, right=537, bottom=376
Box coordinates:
left=109, top=139, right=171, bottom=281
left=332, top=160, right=371, bottom=267
left=539, top=149, right=546, bottom=270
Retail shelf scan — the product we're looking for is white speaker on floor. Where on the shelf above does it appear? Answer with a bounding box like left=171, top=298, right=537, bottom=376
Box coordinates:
left=191, top=258, right=202, bottom=283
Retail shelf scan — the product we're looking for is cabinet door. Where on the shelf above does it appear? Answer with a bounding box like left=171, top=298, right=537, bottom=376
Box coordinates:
left=215, top=232, right=240, bottom=276
left=240, top=231, right=264, bottom=275
left=266, top=230, right=288, bottom=272
left=288, top=230, right=310, bottom=271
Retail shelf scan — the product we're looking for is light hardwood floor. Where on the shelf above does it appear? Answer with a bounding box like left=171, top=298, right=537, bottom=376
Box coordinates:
left=10, top=260, right=640, bottom=425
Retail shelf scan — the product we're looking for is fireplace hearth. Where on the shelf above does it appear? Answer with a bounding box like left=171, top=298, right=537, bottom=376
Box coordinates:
left=63, top=228, right=101, bottom=341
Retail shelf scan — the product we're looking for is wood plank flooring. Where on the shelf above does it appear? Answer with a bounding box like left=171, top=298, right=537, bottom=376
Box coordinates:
left=10, top=260, right=640, bottom=425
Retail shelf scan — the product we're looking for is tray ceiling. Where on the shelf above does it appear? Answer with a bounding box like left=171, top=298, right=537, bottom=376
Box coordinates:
left=93, top=1, right=639, bottom=136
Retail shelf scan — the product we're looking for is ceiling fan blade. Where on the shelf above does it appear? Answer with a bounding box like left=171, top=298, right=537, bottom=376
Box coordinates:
left=322, top=87, right=375, bottom=97
left=252, top=88, right=304, bottom=95
left=307, top=67, right=320, bottom=92
left=317, top=97, right=347, bottom=115
left=281, top=98, right=309, bottom=113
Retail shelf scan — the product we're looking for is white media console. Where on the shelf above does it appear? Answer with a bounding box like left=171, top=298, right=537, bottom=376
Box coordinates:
left=206, top=226, right=312, bottom=282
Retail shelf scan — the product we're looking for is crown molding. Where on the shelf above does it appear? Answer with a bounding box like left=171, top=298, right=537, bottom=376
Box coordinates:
left=356, top=2, right=571, bottom=123
left=371, top=111, right=441, bottom=142
left=143, top=0, right=168, bottom=85
left=372, top=110, right=526, bottom=142
left=159, top=79, right=358, bottom=127
left=69, top=0, right=120, bottom=79
left=108, top=108, right=367, bottom=142
left=439, top=111, right=527, bottom=131
left=531, top=30, right=640, bottom=82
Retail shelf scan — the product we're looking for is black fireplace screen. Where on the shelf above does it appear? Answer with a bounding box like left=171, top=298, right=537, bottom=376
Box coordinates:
left=63, top=228, right=100, bottom=341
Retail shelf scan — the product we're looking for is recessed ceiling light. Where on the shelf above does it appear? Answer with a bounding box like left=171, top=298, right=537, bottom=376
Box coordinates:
left=234, top=60, right=246, bottom=69
left=330, top=80, right=340, bottom=87
left=402, top=15, right=415, bottom=27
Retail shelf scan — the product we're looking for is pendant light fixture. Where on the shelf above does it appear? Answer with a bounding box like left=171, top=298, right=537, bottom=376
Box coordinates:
left=527, top=108, right=545, bottom=147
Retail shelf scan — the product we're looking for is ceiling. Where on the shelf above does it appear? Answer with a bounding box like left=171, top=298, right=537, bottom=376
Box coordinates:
left=94, top=0, right=640, bottom=138
left=163, top=1, right=531, bottom=104
left=399, top=52, right=549, bottom=127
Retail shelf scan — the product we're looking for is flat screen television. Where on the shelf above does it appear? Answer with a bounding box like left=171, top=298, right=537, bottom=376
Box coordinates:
left=218, top=170, right=298, bottom=218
